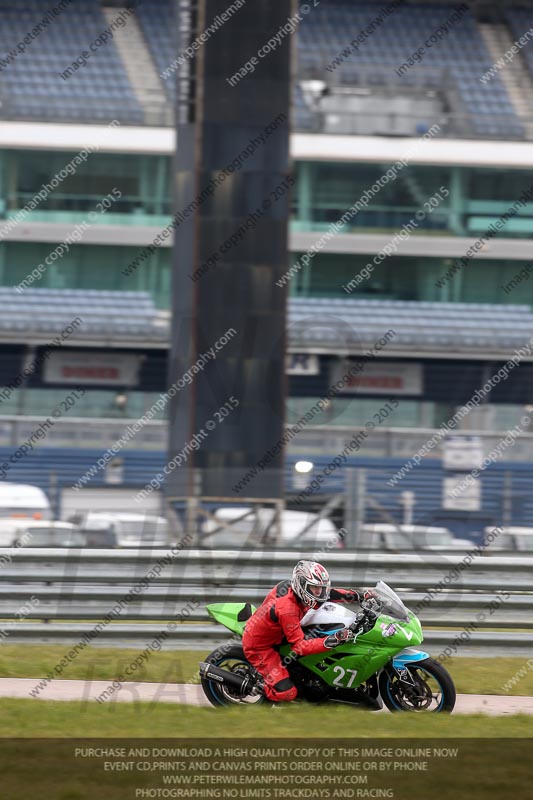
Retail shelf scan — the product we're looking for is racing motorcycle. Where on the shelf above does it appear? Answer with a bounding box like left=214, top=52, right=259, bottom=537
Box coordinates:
left=199, top=581, right=456, bottom=712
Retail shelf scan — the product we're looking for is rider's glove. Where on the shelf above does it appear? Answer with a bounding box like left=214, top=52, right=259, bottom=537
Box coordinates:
left=340, top=589, right=362, bottom=603
left=352, top=611, right=376, bottom=634
left=323, top=628, right=356, bottom=649
left=345, top=588, right=376, bottom=603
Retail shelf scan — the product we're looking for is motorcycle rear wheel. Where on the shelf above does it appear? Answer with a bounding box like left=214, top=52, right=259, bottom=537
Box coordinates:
left=201, top=644, right=264, bottom=708
left=379, top=657, right=456, bottom=713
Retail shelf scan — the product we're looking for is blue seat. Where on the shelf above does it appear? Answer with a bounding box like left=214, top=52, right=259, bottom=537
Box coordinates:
left=0, top=0, right=143, bottom=124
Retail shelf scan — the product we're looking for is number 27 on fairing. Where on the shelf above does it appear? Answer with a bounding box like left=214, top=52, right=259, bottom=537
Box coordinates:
left=331, top=666, right=358, bottom=687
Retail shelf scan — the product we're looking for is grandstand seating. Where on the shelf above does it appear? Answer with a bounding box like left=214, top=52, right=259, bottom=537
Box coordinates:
left=0, top=288, right=166, bottom=342
left=293, top=83, right=318, bottom=132
left=297, top=1, right=523, bottom=138
left=1, top=290, right=531, bottom=355
left=137, top=0, right=527, bottom=138
left=288, top=297, right=533, bottom=354
left=0, top=0, right=143, bottom=124
left=507, top=8, right=533, bottom=83
left=135, top=0, right=175, bottom=85
left=0, top=0, right=529, bottom=136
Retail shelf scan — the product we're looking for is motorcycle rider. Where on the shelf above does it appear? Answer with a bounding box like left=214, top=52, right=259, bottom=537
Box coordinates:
left=242, top=560, right=373, bottom=703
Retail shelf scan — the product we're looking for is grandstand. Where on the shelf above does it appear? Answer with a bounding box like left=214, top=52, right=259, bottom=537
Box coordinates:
left=1, top=0, right=532, bottom=137
left=1, top=0, right=533, bottom=539
left=0, top=0, right=145, bottom=124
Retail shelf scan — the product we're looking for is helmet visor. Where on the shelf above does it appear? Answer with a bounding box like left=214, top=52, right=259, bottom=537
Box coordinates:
left=308, top=583, right=329, bottom=602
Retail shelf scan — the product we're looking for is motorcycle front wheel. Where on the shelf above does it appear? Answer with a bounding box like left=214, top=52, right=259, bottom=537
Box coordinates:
left=379, top=657, right=456, bottom=713
left=201, top=644, right=265, bottom=708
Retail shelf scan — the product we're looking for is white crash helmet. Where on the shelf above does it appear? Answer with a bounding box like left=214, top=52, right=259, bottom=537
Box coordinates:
left=291, top=560, right=331, bottom=609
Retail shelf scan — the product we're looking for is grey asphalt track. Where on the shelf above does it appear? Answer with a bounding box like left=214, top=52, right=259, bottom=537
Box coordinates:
left=1, top=678, right=533, bottom=714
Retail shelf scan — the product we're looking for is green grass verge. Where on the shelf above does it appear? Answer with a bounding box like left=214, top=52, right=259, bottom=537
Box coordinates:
left=1, top=644, right=532, bottom=696
left=0, top=698, right=532, bottom=738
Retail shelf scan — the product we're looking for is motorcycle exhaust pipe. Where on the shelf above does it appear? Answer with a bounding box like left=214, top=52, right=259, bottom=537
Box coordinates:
left=199, top=661, right=253, bottom=694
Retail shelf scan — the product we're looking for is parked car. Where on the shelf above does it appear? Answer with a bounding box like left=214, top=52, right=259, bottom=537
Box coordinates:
left=6, top=520, right=85, bottom=548
left=69, top=512, right=171, bottom=548
left=0, top=482, right=51, bottom=522
left=356, top=524, right=472, bottom=552
left=201, top=507, right=342, bottom=549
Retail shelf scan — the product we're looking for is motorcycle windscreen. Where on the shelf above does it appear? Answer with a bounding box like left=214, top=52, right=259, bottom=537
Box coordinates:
left=206, top=602, right=257, bottom=636
left=372, top=581, right=410, bottom=622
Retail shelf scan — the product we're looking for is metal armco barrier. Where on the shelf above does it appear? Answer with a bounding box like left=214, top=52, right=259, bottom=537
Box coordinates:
left=1, top=548, right=532, bottom=656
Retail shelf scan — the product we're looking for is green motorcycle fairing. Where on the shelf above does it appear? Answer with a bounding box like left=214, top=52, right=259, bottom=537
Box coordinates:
left=206, top=602, right=423, bottom=689
left=282, top=612, right=424, bottom=688
left=206, top=602, right=257, bottom=637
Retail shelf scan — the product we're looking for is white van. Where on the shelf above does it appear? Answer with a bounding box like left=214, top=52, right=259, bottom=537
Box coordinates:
left=72, top=512, right=170, bottom=548
left=201, top=507, right=341, bottom=550
left=0, top=483, right=51, bottom=521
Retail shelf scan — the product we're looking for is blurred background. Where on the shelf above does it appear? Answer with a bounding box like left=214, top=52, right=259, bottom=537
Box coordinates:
left=1, top=0, right=533, bottom=554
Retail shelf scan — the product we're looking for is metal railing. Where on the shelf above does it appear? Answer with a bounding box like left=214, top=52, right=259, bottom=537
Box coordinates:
left=0, top=548, right=531, bottom=655
left=2, top=416, right=533, bottom=462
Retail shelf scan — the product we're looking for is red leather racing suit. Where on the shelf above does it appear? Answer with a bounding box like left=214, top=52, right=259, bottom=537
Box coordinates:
left=242, top=580, right=361, bottom=702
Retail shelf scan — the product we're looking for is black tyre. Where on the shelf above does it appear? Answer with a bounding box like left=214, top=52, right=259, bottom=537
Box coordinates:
left=201, top=644, right=264, bottom=708
left=379, top=657, right=456, bottom=713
